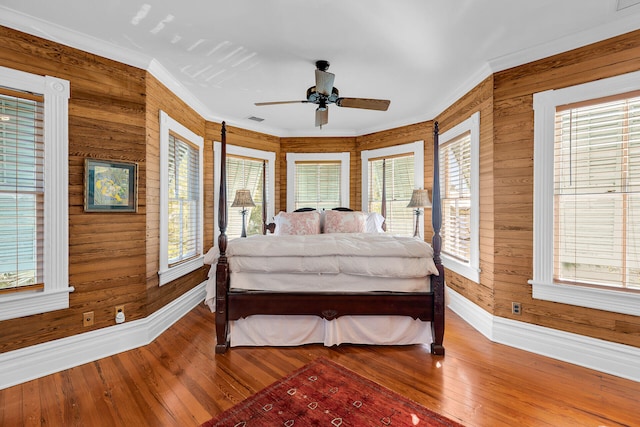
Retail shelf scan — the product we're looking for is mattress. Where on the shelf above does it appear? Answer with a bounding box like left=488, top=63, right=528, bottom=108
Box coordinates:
left=228, top=272, right=431, bottom=292
left=225, top=233, right=439, bottom=278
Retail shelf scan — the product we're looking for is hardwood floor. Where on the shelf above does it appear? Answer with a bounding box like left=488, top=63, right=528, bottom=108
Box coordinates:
left=1, top=305, right=638, bottom=427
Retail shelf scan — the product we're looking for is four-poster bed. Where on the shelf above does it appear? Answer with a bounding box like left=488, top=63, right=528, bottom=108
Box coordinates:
left=212, top=121, right=445, bottom=355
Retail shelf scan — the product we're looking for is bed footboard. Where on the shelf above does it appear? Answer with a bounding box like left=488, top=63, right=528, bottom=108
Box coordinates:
left=227, top=292, right=436, bottom=320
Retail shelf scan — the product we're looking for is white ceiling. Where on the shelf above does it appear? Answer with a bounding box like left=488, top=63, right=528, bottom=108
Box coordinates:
left=1, top=0, right=640, bottom=137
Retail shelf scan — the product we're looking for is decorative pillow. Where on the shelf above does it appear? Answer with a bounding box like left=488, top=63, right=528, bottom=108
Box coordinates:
left=366, top=212, right=385, bottom=233
left=273, top=211, right=321, bottom=235
left=323, top=210, right=367, bottom=233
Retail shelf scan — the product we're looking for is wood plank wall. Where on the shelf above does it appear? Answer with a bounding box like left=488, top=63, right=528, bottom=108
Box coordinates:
left=144, top=75, right=208, bottom=315
left=492, top=29, right=640, bottom=347
left=0, top=26, right=210, bottom=353
left=0, top=26, right=149, bottom=352
left=434, top=77, right=495, bottom=312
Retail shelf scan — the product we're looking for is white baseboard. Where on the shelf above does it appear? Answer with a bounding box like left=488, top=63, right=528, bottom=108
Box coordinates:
left=446, top=286, right=640, bottom=383
left=0, top=282, right=207, bottom=390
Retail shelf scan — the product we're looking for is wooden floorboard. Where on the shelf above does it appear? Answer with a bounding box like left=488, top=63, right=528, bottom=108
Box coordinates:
left=2, top=305, right=639, bottom=427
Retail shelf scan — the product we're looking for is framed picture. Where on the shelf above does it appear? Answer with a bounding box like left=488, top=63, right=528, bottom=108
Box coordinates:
left=84, top=159, right=138, bottom=212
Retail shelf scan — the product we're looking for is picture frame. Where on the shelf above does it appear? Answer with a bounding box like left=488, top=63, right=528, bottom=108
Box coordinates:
left=84, top=159, right=138, bottom=212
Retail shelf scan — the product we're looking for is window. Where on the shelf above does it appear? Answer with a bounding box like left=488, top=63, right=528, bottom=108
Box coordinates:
left=214, top=143, right=275, bottom=241
left=226, top=155, right=267, bottom=238
left=439, top=112, right=480, bottom=282
left=0, top=67, right=70, bottom=321
left=286, top=152, right=349, bottom=211
left=159, top=111, right=203, bottom=285
left=0, top=92, right=43, bottom=293
left=361, top=141, right=423, bottom=237
left=532, top=70, right=640, bottom=316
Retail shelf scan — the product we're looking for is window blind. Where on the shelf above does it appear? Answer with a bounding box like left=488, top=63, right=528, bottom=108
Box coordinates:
left=226, top=155, right=265, bottom=238
left=0, top=92, right=44, bottom=291
left=440, top=131, right=471, bottom=262
left=368, top=155, right=414, bottom=236
left=554, top=94, right=640, bottom=289
left=294, top=161, right=341, bottom=210
left=167, top=133, right=200, bottom=266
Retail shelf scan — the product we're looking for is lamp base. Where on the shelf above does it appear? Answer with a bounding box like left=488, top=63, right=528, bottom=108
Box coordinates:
left=241, top=209, right=248, bottom=238
left=413, top=209, right=422, bottom=238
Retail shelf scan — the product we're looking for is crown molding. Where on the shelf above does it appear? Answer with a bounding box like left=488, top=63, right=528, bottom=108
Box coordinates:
left=488, top=11, right=640, bottom=73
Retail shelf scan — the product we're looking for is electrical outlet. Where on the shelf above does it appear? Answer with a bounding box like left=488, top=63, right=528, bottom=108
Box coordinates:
left=512, top=302, right=522, bottom=315
left=115, top=304, right=126, bottom=324
left=83, top=311, right=94, bottom=327
left=115, top=305, right=125, bottom=317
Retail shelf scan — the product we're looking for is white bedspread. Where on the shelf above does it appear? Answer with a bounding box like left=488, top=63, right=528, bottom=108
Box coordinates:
left=219, top=233, right=439, bottom=278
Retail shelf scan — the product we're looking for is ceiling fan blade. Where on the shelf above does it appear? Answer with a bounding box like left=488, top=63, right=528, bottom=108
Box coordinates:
left=315, top=108, right=328, bottom=127
left=254, top=100, right=308, bottom=106
left=315, top=69, right=335, bottom=96
left=336, top=97, right=390, bottom=111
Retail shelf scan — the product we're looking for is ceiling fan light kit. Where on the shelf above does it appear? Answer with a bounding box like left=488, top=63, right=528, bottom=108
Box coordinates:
left=255, top=60, right=391, bottom=128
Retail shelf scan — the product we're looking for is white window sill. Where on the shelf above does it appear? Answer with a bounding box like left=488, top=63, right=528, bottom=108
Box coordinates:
left=159, top=256, right=204, bottom=286
left=0, top=286, right=74, bottom=321
left=442, top=254, right=480, bottom=283
left=530, top=280, right=640, bottom=317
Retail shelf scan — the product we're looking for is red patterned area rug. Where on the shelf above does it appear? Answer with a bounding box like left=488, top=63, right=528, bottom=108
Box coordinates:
left=201, top=357, right=464, bottom=427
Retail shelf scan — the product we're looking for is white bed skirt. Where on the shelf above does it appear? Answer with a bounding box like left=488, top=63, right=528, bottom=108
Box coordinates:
left=204, top=269, right=433, bottom=348
left=228, top=314, right=433, bottom=347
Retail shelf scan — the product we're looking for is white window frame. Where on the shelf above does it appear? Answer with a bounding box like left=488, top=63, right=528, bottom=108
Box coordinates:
left=286, top=152, right=350, bottom=211
left=0, top=66, right=71, bottom=321
left=214, top=143, right=276, bottom=244
left=439, top=112, right=480, bottom=283
left=361, top=141, right=424, bottom=235
left=159, top=111, right=204, bottom=286
left=531, top=70, right=640, bottom=316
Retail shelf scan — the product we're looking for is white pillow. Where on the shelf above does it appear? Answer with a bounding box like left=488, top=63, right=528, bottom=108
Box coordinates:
left=366, top=212, right=385, bottom=233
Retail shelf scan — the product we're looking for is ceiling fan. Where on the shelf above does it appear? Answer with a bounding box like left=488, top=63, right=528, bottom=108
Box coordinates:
left=254, top=60, right=391, bottom=128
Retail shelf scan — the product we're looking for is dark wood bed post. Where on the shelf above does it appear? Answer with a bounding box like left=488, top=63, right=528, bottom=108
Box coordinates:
left=215, top=122, right=230, bottom=353
left=263, top=160, right=277, bottom=234
left=430, top=121, right=446, bottom=355
left=381, top=159, right=387, bottom=231
left=262, top=160, right=267, bottom=235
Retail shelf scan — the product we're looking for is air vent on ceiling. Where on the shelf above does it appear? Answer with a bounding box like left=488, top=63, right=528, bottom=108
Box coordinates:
left=247, top=115, right=265, bottom=122
left=617, top=0, right=640, bottom=10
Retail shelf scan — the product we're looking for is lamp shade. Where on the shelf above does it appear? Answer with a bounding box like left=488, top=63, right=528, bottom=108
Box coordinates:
left=231, top=189, right=256, bottom=208
left=407, top=189, right=431, bottom=208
